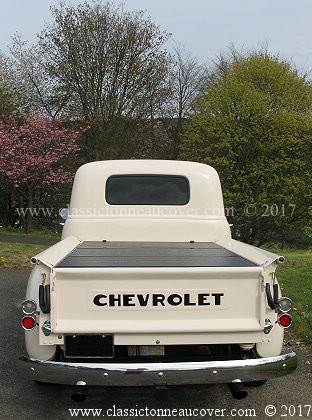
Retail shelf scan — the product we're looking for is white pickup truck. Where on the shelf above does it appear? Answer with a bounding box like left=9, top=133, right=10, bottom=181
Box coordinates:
left=19, top=160, right=297, bottom=400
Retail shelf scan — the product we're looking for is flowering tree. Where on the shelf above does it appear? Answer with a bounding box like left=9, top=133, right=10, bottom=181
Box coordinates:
left=0, top=115, right=82, bottom=232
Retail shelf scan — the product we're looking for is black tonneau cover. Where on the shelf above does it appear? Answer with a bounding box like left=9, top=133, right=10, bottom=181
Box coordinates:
left=55, top=242, right=258, bottom=268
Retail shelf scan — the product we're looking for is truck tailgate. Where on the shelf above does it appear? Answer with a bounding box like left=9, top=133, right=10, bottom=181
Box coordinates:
left=50, top=242, right=265, bottom=342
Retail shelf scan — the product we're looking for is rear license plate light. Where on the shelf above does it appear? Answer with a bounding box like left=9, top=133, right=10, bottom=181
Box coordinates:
left=128, top=345, right=165, bottom=357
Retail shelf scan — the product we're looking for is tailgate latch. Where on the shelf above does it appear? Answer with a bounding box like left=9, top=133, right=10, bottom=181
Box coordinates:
left=39, top=285, right=50, bottom=313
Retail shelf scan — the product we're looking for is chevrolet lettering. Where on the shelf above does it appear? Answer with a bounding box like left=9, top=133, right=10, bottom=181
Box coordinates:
left=19, top=160, right=297, bottom=401
left=93, top=292, right=225, bottom=307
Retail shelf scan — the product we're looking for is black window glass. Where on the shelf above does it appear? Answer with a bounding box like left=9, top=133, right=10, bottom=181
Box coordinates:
left=106, top=175, right=189, bottom=205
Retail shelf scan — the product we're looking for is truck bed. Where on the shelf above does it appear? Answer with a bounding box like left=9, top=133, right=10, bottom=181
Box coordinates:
left=55, top=241, right=258, bottom=268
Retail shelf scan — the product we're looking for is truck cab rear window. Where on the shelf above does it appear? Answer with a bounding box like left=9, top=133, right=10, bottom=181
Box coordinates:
left=106, top=175, right=190, bottom=205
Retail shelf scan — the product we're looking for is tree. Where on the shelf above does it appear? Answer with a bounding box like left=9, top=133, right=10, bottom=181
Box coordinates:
left=205, top=44, right=249, bottom=87
left=180, top=51, right=312, bottom=245
left=0, top=53, right=30, bottom=228
left=11, top=35, right=70, bottom=119
left=164, top=45, right=207, bottom=158
left=12, top=1, right=172, bottom=160
left=0, top=52, right=29, bottom=119
left=0, top=115, right=83, bottom=232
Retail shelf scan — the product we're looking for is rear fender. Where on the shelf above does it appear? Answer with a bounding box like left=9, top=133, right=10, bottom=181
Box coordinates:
left=25, top=266, right=56, bottom=360
left=257, top=272, right=284, bottom=357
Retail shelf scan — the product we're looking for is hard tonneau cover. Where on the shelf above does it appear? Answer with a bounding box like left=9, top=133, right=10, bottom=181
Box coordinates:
left=55, top=242, right=259, bottom=268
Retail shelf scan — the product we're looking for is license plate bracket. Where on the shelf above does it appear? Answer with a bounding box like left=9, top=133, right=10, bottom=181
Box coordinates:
left=64, top=334, right=114, bottom=358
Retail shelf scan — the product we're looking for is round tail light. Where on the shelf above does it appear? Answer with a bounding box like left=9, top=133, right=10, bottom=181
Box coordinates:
left=21, top=299, right=37, bottom=315
left=278, top=313, right=292, bottom=328
left=22, top=316, right=36, bottom=330
left=278, top=297, right=292, bottom=313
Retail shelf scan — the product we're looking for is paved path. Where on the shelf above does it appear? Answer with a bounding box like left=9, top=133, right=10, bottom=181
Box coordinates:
left=1, top=269, right=311, bottom=420
left=0, top=234, right=58, bottom=246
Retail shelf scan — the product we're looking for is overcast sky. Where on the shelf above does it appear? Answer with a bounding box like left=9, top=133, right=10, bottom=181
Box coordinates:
left=1, top=0, right=312, bottom=73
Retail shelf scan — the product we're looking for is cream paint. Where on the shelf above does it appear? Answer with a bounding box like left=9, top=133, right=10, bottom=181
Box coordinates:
left=24, top=160, right=286, bottom=365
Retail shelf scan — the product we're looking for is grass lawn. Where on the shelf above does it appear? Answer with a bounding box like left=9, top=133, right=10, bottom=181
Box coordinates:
left=0, top=242, right=47, bottom=269
left=0, top=226, right=61, bottom=240
left=0, top=240, right=310, bottom=347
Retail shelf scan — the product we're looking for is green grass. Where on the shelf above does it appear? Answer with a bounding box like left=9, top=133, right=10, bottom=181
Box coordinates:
left=0, top=242, right=48, bottom=268
left=265, top=247, right=312, bottom=348
left=0, top=226, right=61, bottom=240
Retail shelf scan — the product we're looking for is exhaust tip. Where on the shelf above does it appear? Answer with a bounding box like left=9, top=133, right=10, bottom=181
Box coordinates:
left=229, top=379, right=248, bottom=400
left=71, top=392, right=87, bottom=403
left=71, top=381, right=88, bottom=402
left=155, top=384, right=168, bottom=400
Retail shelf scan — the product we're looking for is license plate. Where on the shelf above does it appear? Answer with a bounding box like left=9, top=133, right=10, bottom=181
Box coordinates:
left=64, top=334, right=114, bottom=358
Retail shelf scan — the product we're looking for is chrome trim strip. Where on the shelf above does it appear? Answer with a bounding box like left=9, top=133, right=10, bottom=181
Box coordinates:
left=19, top=352, right=297, bottom=386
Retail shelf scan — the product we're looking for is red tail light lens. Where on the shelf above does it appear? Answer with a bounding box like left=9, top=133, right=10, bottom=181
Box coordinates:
left=22, top=316, right=36, bottom=330
left=278, top=313, right=292, bottom=328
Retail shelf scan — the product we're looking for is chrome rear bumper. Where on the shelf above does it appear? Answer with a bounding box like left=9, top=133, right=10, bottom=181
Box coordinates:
left=19, top=352, right=297, bottom=386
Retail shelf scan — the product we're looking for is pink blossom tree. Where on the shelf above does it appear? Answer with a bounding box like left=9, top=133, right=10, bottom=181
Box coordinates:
left=0, top=115, right=83, bottom=232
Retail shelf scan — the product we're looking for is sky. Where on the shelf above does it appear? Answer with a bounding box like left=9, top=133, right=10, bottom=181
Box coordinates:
left=1, top=0, right=312, bottom=73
